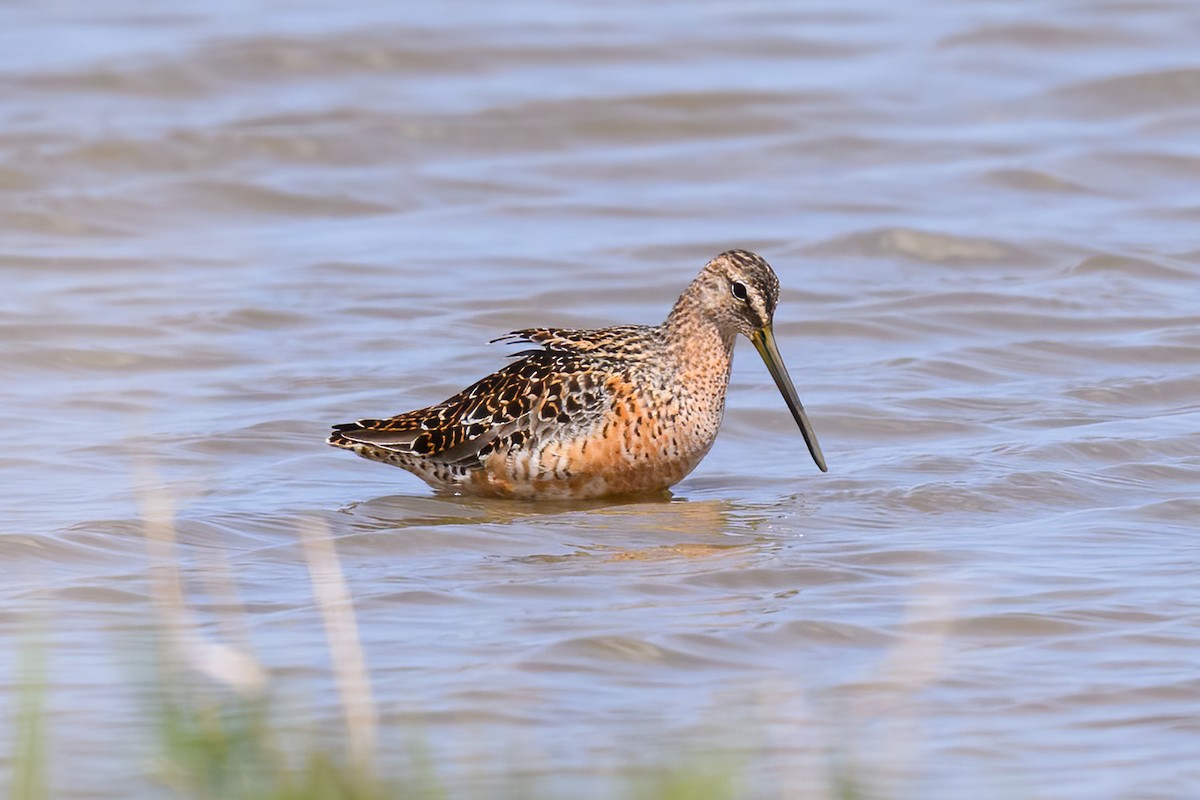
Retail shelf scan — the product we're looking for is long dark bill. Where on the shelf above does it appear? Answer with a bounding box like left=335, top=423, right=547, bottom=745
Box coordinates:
left=750, top=325, right=828, bottom=472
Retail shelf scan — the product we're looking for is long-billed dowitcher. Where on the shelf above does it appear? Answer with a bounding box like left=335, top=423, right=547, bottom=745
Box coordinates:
left=329, top=249, right=827, bottom=499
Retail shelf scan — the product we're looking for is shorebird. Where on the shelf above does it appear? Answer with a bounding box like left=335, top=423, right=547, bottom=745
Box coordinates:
left=329, top=249, right=827, bottom=499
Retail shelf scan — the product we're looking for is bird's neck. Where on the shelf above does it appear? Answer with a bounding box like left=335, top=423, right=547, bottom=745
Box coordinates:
left=661, top=294, right=737, bottom=386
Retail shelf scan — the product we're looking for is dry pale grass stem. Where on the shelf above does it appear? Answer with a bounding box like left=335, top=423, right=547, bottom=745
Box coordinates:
left=298, top=518, right=378, bottom=778
left=137, top=477, right=266, bottom=697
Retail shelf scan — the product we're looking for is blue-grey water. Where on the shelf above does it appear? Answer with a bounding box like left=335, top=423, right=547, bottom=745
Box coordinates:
left=2, top=1, right=1199, bottom=798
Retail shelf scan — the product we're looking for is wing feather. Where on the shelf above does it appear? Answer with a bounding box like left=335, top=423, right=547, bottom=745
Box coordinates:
left=329, top=350, right=610, bottom=470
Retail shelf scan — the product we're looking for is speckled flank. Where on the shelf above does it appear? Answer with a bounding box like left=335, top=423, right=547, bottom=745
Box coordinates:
left=328, top=250, right=819, bottom=499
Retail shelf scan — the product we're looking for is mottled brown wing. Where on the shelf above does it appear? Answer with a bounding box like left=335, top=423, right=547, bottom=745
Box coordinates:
left=329, top=349, right=610, bottom=469
left=492, top=325, right=657, bottom=360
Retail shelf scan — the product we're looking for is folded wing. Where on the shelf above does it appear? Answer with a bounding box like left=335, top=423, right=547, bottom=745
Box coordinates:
left=329, top=345, right=610, bottom=470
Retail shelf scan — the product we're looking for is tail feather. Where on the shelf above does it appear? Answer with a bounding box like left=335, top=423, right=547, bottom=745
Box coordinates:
left=328, top=416, right=420, bottom=451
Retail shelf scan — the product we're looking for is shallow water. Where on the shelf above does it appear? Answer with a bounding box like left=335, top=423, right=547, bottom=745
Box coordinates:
left=3, top=1, right=1200, bottom=797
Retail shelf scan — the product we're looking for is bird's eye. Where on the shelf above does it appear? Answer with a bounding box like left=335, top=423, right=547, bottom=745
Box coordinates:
left=731, top=281, right=749, bottom=301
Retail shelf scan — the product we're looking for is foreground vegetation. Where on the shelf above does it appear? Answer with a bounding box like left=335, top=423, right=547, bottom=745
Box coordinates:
left=10, top=671, right=780, bottom=800
left=6, top=500, right=880, bottom=800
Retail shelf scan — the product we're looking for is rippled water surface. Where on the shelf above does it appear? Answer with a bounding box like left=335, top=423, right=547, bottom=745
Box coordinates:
left=3, top=1, right=1200, bottom=797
